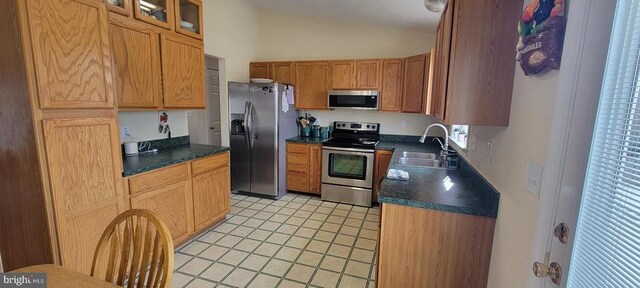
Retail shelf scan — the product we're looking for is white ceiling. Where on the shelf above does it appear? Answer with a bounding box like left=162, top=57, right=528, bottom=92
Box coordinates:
left=248, top=0, right=441, bottom=33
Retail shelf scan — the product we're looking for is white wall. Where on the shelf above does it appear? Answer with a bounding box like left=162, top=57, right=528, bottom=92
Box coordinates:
left=306, top=110, right=440, bottom=136
left=201, top=0, right=260, bottom=146
left=256, top=9, right=436, bottom=61
left=462, top=56, right=559, bottom=286
left=258, top=9, right=438, bottom=136
left=119, top=110, right=189, bottom=142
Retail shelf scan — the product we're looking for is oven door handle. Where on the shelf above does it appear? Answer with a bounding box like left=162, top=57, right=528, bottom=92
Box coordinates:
left=322, top=147, right=375, bottom=153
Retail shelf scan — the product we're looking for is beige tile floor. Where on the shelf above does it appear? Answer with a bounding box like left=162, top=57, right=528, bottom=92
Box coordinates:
left=171, top=193, right=379, bottom=288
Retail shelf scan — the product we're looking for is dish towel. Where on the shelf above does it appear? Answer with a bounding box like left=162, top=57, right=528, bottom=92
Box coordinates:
left=282, top=90, right=289, bottom=113
left=286, top=85, right=295, bottom=105
left=387, top=169, right=410, bottom=181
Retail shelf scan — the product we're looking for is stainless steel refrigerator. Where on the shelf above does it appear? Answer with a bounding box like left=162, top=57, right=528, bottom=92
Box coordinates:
left=229, top=82, right=298, bottom=197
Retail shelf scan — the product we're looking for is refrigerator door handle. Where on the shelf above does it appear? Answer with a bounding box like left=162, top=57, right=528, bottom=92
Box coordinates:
left=248, top=101, right=255, bottom=149
left=243, top=101, right=251, bottom=149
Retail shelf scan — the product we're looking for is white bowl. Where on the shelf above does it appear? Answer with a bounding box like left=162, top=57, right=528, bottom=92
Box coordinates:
left=180, top=20, right=194, bottom=28
left=250, top=78, right=274, bottom=84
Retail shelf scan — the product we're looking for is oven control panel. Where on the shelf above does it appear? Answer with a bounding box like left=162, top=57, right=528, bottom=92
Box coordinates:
left=334, top=121, right=380, bottom=132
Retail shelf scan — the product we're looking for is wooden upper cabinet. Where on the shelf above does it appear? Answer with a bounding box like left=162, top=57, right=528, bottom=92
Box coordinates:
left=431, top=2, right=453, bottom=122
left=105, top=0, right=132, bottom=16
left=42, top=116, right=124, bottom=274
left=422, top=50, right=435, bottom=115
left=133, top=0, right=175, bottom=30
left=295, top=61, right=332, bottom=110
left=161, top=33, right=205, bottom=108
left=356, top=60, right=382, bottom=90
left=109, top=19, right=163, bottom=109
left=380, top=59, right=404, bottom=112
left=402, top=54, right=427, bottom=113
left=175, top=0, right=203, bottom=40
left=331, top=61, right=356, bottom=90
left=433, top=0, right=521, bottom=126
left=250, top=63, right=272, bottom=79
left=272, top=62, right=296, bottom=85
left=26, top=0, right=115, bottom=109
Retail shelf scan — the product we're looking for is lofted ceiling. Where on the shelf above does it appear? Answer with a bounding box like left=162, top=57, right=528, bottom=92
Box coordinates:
left=248, top=0, right=441, bottom=33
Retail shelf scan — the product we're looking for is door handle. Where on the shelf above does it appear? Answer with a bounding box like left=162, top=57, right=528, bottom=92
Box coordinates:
left=247, top=101, right=255, bottom=149
left=243, top=101, right=251, bottom=149
left=533, top=262, right=562, bottom=285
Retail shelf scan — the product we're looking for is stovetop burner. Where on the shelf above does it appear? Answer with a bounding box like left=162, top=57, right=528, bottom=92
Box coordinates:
left=323, top=121, right=380, bottom=150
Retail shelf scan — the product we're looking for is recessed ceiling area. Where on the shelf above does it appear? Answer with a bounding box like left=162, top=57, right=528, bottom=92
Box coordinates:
left=248, top=0, right=441, bottom=33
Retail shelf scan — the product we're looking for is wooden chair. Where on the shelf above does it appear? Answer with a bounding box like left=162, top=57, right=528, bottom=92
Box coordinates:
left=91, top=209, right=174, bottom=288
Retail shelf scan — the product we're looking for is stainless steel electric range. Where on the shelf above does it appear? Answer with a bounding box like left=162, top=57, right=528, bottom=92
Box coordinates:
left=321, top=121, right=380, bottom=207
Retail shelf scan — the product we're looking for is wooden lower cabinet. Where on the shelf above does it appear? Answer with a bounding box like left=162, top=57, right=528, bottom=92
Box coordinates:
left=42, top=116, right=125, bottom=274
left=192, top=166, right=231, bottom=230
left=286, top=143, right=322, bottom=194
left=377, top=204, right=496, bottom=288
left=126, top=152, right=231, bottom=246
left=130, top=180, right=194, bottom=244
left=373, top=150, right=393, bottom=202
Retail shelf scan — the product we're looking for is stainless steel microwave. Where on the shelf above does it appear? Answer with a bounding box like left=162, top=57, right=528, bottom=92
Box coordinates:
left=328, top=90, right=379, bottom=110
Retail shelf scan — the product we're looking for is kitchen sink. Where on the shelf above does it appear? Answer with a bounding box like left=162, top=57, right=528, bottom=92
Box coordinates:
left=396, top=151, right=445, bottom=168
left=398, top=151, right=438, bottom=160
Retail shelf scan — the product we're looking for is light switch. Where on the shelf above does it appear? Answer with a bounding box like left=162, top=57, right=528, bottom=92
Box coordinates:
left=525, top=161, right=544, bottom=196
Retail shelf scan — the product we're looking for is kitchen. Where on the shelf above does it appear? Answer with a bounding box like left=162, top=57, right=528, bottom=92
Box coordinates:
left=1, top=0, right=633, bottom=287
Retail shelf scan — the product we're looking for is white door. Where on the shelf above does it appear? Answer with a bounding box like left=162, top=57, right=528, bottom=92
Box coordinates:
left=531, top=1, right=640, bottom=287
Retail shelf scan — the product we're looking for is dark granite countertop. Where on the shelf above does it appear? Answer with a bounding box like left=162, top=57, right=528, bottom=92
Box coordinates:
left=122, top=144, right=230, bottom=177
left=376, top=138, right=500, bottom=218
left=286, top=136, right=329, bottom=144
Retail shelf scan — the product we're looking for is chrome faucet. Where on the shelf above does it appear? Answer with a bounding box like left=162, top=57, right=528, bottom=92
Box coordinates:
left=419, top=123, right=449, bottom=151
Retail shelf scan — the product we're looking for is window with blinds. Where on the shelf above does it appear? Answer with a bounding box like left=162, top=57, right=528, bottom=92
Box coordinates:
left=567, top=0, right=640, bottom=287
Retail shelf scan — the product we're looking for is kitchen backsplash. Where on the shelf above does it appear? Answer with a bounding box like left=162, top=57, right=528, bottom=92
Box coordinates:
left=298, top=110, right=444, bottom=137
left=119, top=111, right=190, bottom=142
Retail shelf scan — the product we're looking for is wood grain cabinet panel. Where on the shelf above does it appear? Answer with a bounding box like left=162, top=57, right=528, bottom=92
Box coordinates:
left=377, top=204, right=496, bottom=288
left=308, top=145, right=322, bottom=194
left=128, top=163, right=190, bottom=194
left=192, top=166, right=231, bottom=230
left=42, top=117, right=125, bottom=274
left=380, top=59, right=404, bottom=112
left=432, top=0, right=521, bottom=125
left=130, top=180, right=194, bottom=244
left=286, top=171, right=309, bottom=192
left=402, top=54, right=427, bottom=113
left=356, top=60, right=381, bottom=90
left=161, top=33, right=205, bottom=108
left=331, top=61, right=356, bottom=89
left=26, top=0, right=115, bottom=109
left=373, top=150, right=393, bottom=202
left=109, top=21, right=163, bottom=109
left=272, top=62, right=296, bottom=85
left=295, top=62, right=332, bottom=110
left=191, top=152, right=229, bottom=175
left=250, top=63, right=271, bottom=79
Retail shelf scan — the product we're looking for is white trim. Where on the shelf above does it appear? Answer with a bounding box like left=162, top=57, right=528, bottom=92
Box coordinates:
left=528, top=0, right=617, bottom=287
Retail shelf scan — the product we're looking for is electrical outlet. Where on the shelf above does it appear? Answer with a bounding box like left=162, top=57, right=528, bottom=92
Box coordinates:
left=400, top=120, right=407, bottom=128
left=525, top=161, right=544, bottom=196
left=470, top=134, right=477, bottom=152
left=187, top=110, right=193, bottom=117
left=121, top=126, right=130, bottom=138
left=485, top=142, right=492, bottom=162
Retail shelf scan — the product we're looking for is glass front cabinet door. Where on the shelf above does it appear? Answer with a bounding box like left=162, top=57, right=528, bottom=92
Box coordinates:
left=105, top=0, right=131, bottom=16
left=134, top=0, right=175, bottom=29
left=175, top=0, right=202, bottom=39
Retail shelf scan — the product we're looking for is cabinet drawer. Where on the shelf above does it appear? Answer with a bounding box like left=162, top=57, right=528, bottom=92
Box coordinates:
left=287, top=153, right=309, bottom=166
left=191, top=152, right=230, bottom=175
left=128, top=163, right=190, bottom=195
left=287, top=171, right=309, bottom=192
left=287, top=143, right=309, bottom=154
